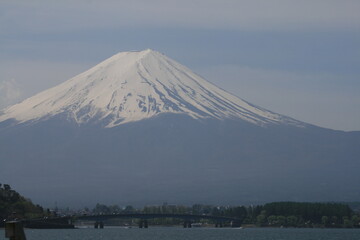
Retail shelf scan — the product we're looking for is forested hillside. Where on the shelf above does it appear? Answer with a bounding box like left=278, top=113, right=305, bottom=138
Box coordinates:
left=0, top=183, right=44, bottom=224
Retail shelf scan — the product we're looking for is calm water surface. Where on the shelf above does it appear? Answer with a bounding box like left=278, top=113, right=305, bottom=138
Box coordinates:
left=1, top=227, right=360, bottom=240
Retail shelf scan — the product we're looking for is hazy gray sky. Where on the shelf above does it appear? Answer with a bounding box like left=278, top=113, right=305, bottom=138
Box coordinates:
left=1, top=0, right=359, bottom=130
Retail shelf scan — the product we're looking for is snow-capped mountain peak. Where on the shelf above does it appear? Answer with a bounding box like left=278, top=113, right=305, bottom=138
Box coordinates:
left=0, top=49, right=302, bottom=127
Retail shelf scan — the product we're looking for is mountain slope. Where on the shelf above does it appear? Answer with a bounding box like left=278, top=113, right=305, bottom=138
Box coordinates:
left=0, top=49, right=302, bottom=127
left=0, top=114, right=359, bottom=207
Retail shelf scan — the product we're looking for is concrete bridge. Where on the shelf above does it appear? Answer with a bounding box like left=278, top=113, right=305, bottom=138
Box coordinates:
left=77, top=213, right=242, bottom=228
left=5, top=214, right=242, bottom=239
left=22, top=213, right=242, bottom=229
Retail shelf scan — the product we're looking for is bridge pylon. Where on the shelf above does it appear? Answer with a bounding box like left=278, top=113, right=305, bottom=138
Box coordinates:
left=231, top=220, right=241, bottom=228
left=183, top=221, right=192, bottom=228
left=215, top=222, right=223, bottom=228
left=94, top=221, right=104, bottom=229
left=138, top=219, right=148, bottom=228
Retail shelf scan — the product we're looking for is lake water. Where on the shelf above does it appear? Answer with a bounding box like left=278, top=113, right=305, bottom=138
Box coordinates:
left=1, top=227, right=360, bottom=240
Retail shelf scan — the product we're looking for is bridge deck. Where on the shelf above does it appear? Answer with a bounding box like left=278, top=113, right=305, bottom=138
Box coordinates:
left=75, top=213, right=241, bottom=222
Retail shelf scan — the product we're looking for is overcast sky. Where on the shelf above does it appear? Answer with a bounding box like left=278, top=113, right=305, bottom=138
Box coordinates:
left=1, top=0, right=359, bottom=130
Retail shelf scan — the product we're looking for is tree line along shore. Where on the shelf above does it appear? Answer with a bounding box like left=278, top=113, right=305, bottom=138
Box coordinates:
left=1, top=183, right=359, bottom=228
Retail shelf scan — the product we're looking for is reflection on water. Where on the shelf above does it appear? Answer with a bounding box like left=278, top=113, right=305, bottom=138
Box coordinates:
left=1, top=227, right=360, bottom=240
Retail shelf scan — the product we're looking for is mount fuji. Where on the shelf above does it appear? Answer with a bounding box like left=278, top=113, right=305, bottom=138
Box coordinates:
left=0, top=50, right=359, bottom=207
left=0, top=49, right=301, bottom=127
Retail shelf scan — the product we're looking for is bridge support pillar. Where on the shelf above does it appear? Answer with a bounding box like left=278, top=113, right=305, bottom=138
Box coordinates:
left=94, top=221, right=104, bottom=229
left=139, top=220, right=148, bottom=228
left=215, top=222, right=223, bottom=228
left=231, top=221, right=241, bottom=228
left=183, top=221, right=192, bottom=228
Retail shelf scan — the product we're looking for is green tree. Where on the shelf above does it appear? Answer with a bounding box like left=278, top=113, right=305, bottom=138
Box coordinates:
left=331, top=216, right=338, bottom=226
left=124, top=205, right=136, bottom=213
left=0, top=185, right=44, bottom=221
left=343, top=217, right=353, bottom=228
left=321, top=216, right=329, bottom=227
left=256, top=211, right=267, bottom=227
left=351, top=215, right=359, bottom=228
left=287, top=216, right=298, bottom=227
left=256, top=215, right=266, bottom=226
left=277, top=216, right=286, bottom=227
left=267, top=215, right=278, bottom=226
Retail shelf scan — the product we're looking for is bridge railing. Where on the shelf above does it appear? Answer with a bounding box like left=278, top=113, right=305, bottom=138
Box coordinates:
left=75, top=213, right=242, bottom=222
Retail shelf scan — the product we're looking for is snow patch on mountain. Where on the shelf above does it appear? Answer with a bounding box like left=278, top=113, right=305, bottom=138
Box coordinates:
left=0, top=49, right=303, bottom=128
